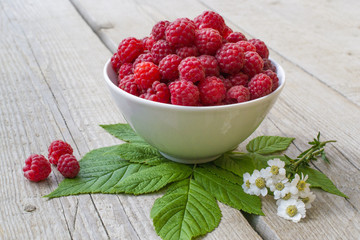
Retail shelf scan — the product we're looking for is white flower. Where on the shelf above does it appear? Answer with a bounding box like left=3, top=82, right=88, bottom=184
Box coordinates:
left=249, top=169, right=269, bottom=196
left=299, top=191, right=316, bottom=209
left=291, top=173, right=311, bottom=197
left=242, top=172, right=253, bottom=195
left=277, top=199, right=306, bottom=223
left=268, top=178, right=292, bottom=200
left=266, top=158, right=286, bottom=180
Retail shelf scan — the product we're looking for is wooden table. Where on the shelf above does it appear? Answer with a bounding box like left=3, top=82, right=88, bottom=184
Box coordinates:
left=2, top=0, right=360, bottom=239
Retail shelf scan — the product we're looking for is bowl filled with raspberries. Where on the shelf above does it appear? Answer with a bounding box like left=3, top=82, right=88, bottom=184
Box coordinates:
left=104, top=11, right=285, bottom=164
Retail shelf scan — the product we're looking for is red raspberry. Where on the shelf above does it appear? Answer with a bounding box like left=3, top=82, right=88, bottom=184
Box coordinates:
left=178, top=56, right=205, bottom=83
left=117, top=37, right=144, bottom=63
left=226, top=32, right=247, bottom=43
left=118, top=63, right=133, bottom=80
left=228, top=72, right=249, bottom=86
left=48, top=140, right=73, bottom=165
left=248, top=73, right=273, bottom=99
left=248, top=39, right=269, bottom=59
left=215, top=43, right=245, bottom=74
left=140, top=81, right=170, bottom=103
left=23, top=154, right=51, bottom=182
left=169, top=80, right=200, bottom=106
left=165, top=18, right=196, bottom=48
left=119, top=74, right=139, bottom=96
left=151, top=20, right=170, bottom=41
left=111, top=53, right=121, bottom=73
left=133, top=53, right=154, bottom=69
left=57, top=154, right=80, bottom=178
left=262, top=58, right=277, bottom=72
left=263, top=69, right=279, bottom=91
left=134, top=62, right=161, bottom=90
left=198, top=76, right=226, bottom=105
left=158, top=54, right=182, bottom=81
left=176, top=46, right=199, bottom=58
left=195, top=28, right=222, bottom=55
left=142, top=36, right=155, bottom=51
left=222, top=25, right=233, bottom=39
left=222, top=78, right=233, bottom=90
left=151, top=40, right=173, bottom=64
left=194, top=11, right=226, bottom=35
left=197, top=55, right=220, bottom=77
left=237, top=41, right=256, bottom=53
left=243, top=51, right=264, bottom=77
left=226, top=85, right=250, bottom=104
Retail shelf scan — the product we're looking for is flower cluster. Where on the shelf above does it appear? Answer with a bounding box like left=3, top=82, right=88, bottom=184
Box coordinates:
left=242, top=158, right=316, bottom=222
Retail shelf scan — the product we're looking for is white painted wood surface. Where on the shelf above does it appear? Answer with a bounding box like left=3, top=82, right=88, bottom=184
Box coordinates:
left=1, top=0, right=359, bottom=239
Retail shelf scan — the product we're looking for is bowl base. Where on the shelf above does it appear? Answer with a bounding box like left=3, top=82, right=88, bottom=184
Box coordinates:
left=159, top=152, right=220, bottom=164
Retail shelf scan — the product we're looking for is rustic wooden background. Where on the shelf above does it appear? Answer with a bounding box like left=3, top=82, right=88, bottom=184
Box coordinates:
left=1, top=0, right=359, bottom=239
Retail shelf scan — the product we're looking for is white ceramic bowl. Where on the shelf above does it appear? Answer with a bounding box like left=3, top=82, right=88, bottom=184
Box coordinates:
left=104, top=59, right=285, bottom=164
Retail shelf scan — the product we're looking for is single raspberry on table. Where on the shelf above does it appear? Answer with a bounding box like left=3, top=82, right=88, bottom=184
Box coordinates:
left=23, top=154, right=51, bottom=182
left=194, top=11, right=226, bottom=35
left=48, top=140, right=73, bottom=165
left=178, top=56, right=205, bottom=83
left=198, top=76, right=226, bottom=105
left=197, top=55, right=220, bottom=77
left=242, top=51, right=264, bottom=77
left=226, top=85, right=250, bottom=104
left=142, top=36, right=156, bottom=51
left=226, top=32, right=247, bottom=43
left=169, top=80, right=200, bottom=106
left=151, top=20, right=170, bottom=41
left=248, top=39, right=269, bottom=59
left=215, top=43, right=245, bottom=74
left=140, top=81, right=170, bottom=103
left=57, top=154, right=80, bottom=178
left=195, top=28, right=223, bottom=55
left=117, top=37, right=144, bottom=63
left=248, top=73, right=273, bottom=99
left=151, top=40, right=174, bottom=64
left=110, top=53, right=121, bottom=73
left=119, top=74, right=139, bottom=96
left=237, top=41, right=256, bottom=53
left=134, top=62, right=161, bottom=90
left=176, top=46, right=199, bottom=58
left=133, top=53, right=154, bottom=69
left=158, top=54, right=182, bottom=81
left=118, top=63, right=133, bottom=80
left=228, top=72, right=249, bottom=87
left=262, top=58, right=277, bottom=72
left=165, top=18, right=196, bottom=48
left=263, top=69, right=279, bottom=91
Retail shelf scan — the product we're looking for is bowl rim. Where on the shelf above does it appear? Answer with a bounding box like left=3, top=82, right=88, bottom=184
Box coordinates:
left=104, top=57, right=285, bottom=111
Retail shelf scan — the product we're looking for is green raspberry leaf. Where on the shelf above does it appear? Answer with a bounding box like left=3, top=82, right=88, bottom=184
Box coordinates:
left=100, top=123, right=146, bottom=143
left=194, top=167, right=263, bottom=215
left=113, top=162, right=193, bottom=195
left=200, top=163, right=243, bottom=185
left=118, top=143, right=169, bottom=165
left=299, top=166, right=348, bottom=198
left=44, top=145, right=149, bottom=198
left=151, top=178, right=221, bottom=240
left=246, top=136, right=295, bottom=155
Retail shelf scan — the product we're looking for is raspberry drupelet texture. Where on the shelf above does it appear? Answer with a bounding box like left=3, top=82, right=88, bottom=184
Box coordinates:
left=165, top=18, right=196, bottom=48
left=134, top=62, right=161, bottom=90
left=194, top=11, right=226, bottom=35
left=263, top=69, right=279, bottom=91
left=226, top=85, right=250, bottom=104
left=237, top=41, right=257, bottom=53
left=140, top=81, right=170, bottom=103
left=142, top=36, right=155, bottom=51
left=159, top=54, right=182, bottom=81
left=48, top=140, right=73, bottom=165
left=248, top=73, right=273, bottom=99
left=178, top=56, right=205, bottom=83
left=133, top=53, right=154, bottom=69
left=119, top=74, right=139, bottom=96
left=262, top=58, right=277, bottom=72
left=176, top=46, right=199, bottom=58
left=197, top=55, right=220, bottom=77
left=57, top=154, right=80, bottom=178
left=215, top=43, right=245, bottom=74
left=151, top=40, right=174, bottom=64
left=195, top=28, right=222, bottom=55
left=243, top=51, right=264, bottom=77
left=222, top=25, right=233, bottom=39
left=118, top=63, right=133, bottom=80
left=117, top=37, right=144, bottom=63
left=23, top=154, right=51, bottom=182
left=198, top=76, right=226, bottom=105
left=169, top=80, right=200, bottom=106
left=248, top=39, right=269, bottom=59
left=151, top=20, right=170, bottom=41
left=226, top=32, right=247, bottom=43
left=228, top=72, right=249, bottom=87
left=111, top=53, right=122, bottom=73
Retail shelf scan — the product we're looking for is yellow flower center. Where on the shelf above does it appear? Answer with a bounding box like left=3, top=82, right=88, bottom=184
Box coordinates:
left=297, top=180, right=307, bottom=191
left=283, top=193, right=292, bottom=200
left=286, top=205, right=298, bottom=217
left=302, top=197, right=310, bottom=204
left=255, top=177, right=265, bottom=189
left=270, top=165, right=279, bottom=175
left=275, top=182, right=285, bottom=191
left=245, top=180, right=250, bottom=188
